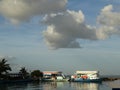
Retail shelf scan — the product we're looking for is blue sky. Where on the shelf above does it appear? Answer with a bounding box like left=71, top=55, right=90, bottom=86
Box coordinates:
left=0, top=0, right=120, bottom=75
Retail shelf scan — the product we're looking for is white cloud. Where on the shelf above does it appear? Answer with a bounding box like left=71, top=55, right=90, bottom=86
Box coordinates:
left=43, top=5, right=120, bottom=49
left=97, top=4, right=120, bottom=39
left=43, top=10, right=97, bottom=49
left=0, top=2, right=120, bottom=49
left=0, top=0, right=67, bottom=24
left=98, top=5, right=120, bottom=26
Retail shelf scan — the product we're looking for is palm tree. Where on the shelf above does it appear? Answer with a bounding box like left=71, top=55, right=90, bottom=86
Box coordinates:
left=19, top=67, right=29, bottom=79
left=0, top=58, right=11, bottom=78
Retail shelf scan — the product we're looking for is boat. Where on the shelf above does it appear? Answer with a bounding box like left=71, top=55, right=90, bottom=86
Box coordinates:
left=0, top=73, right=33, bottom=84
left=70, top=71, right=102, bottom=83
left=42, top=71, right=68, bottom=82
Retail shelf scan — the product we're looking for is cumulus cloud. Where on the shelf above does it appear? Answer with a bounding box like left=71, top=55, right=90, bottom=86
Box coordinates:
left=0, top=0, right=67, bottom=24
left=98, top=5, right=120, bottom=27
left=43, top=5, right=120, bottom=49
left=43, top=10, right=97, bottom=49
left=97, top=5, right=120, bottom=39
left=0, top=1, right=120, bottom=49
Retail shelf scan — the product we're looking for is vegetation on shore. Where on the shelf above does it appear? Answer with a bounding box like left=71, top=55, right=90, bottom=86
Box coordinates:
left=0, top=58, right=43, bottom=80
left=0, top=58, right=120, bottom=82
left=101, top=76, right=120, bottom=81
left=0, top=58, right=12, bottom=79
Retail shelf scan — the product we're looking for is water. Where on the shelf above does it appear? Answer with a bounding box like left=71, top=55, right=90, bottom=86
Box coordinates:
left=0, top=82, right=112, bottom=90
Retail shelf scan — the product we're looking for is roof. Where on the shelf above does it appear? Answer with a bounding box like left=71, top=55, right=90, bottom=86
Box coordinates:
left=76, top=71, right=99, bottom=74
left=43, top=71, right=62, bottom=74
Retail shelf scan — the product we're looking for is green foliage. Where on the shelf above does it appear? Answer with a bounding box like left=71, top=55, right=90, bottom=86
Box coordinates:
left=31, top=70, right=43, bottom=78
left=0, top=58, right=11, bottom=76
left=19, top=67, right=29, bottom=78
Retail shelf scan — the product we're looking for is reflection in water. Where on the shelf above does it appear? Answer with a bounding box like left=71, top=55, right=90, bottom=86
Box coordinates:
left=104, top=80, right=120, bottom=88
left=0, top=84, right=8, bottom=90
left=0, top=82, right=110, bottom=90
left=42, top=82, right=64, bottom=90
left=28, top=82, right=42, bottom=90
left=0, top=83, right=28, bottom=90
left=70, top=82, right=99, bottom=90
left=42, top=82, right=100, bottom=90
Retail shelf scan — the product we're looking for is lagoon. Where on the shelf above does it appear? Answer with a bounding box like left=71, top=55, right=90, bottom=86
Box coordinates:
left=0, top=82, right=111, bottom=90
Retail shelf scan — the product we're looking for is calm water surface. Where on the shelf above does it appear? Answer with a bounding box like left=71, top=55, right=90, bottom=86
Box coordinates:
left=0, top=82, right=111, bottom=90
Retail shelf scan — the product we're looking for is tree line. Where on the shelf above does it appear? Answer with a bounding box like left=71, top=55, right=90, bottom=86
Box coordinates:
left=0, top=58, right=43, bottom=80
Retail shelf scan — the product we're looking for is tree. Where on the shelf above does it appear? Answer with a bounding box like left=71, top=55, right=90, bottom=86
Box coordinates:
left=19, top=67, right=29, bottom=79
left=31, top=70, right=43, bottom=80
left=0, top=58, right=11, bottom=78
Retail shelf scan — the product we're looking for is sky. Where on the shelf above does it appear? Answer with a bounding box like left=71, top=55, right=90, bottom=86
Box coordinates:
left=0, top=0, right=120, bottom=75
